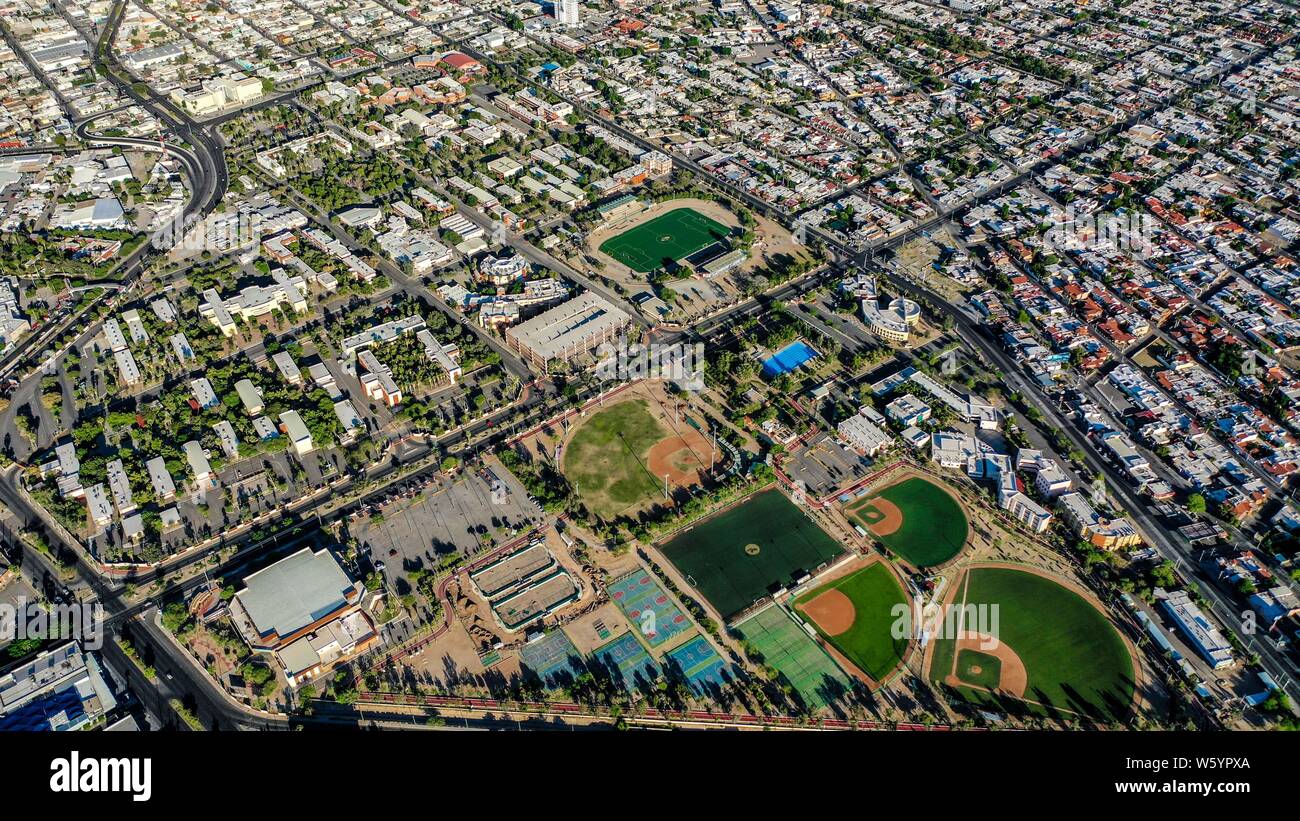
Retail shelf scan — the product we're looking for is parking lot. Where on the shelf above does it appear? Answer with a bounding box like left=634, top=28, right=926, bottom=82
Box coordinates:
left=783, top=432, right=876, bottom=497
left=349, top=464, right=543, bottom=591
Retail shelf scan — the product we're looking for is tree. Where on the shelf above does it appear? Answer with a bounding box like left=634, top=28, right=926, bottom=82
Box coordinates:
left=1186, top=492, right=1206, bottom=514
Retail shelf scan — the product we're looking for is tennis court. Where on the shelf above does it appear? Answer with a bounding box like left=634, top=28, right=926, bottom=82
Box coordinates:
left=598, top=207, right=732, bottom=273
left=518, top=630, right=584, bottom=688
left=665, top=635, right=730, bottom=693
left=590, top=632, right=659, bottom=689
left=608, top=569, right=691, bottom=648
left=733, top=604, right=853, bottom=710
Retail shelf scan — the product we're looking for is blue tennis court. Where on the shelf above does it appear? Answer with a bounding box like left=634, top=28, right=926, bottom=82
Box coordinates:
left=590, top=632, right=659, bottom=689
left=608, top=569, right=690, bottom=649
left=665, top=635, right=730, bottom=693
left=762, top=340, right=819, bottom=377
left=519, top=630, right=584, bottom=687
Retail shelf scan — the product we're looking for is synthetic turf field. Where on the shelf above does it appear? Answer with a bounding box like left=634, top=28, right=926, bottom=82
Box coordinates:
left=732, top=604, right=853, bottom=710
left=659, top=488, right=846, bottom=619
left=793, top=562, right=908, bottom=681
left=597, top=207, right=732, bottom=273
left=846, top=476, right=968, bottom=567
left=929, top=567, right=1135, bottom=722
left=561, top=399, right=670, bottom=519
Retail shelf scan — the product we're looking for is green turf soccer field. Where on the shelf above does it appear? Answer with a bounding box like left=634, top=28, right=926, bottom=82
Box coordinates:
left=659, top=488, right=846, bottom=619
left=598, top=207, right=732, bottom=273
left=793, top=562, right=908, bottom=681
left=847, top=476, right=968, bottom=567
left=928, top=567, right=1135, bottom=723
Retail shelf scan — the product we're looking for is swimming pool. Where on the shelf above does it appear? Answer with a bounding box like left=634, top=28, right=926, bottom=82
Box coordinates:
left=761, top=340, right=819, bottom=377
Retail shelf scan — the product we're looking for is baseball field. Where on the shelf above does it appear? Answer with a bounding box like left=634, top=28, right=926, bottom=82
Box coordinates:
left=597, top=207, right=732, bottom=273
left=845, top=475, right=968, bottom=568
left=927, top=566, right=1136, bottom=723
left=561, top=398, right=715, bottom=520
left=793, top=562, right=909, bottom=683
left=659, top=488, right=846, bottom=620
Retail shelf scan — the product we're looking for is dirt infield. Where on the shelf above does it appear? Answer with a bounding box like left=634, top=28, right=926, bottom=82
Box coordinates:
left=862, top=499, right=903, bottom=536
left=948, top=632, right=1028, bottom=698
left=646, top=428, right=718, bottom=487
left=795, top=589, right=856, bottom=636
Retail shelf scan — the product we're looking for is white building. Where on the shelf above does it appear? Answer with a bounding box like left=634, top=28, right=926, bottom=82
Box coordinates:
left=235, top=379, right=264, bottom=416
left=837, top=411, right=892, bottom=456
left=184, top=440, right=215, bottom=488
left=279, top=411, right=314, bottom=456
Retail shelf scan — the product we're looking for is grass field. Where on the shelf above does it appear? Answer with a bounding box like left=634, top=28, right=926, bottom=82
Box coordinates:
left=562, top=400, right=669, bottom=519
left=956, top=649, right=1002, bottom=690
left=930, top=567, right=1135, bottom=723
left=794, top=563, right=908, bottom=681
left=660, top=488, right=846, bottom=620
left=598, top=207, right=732, bottom=273
left=733, top=605, right=853, bottom=711
left=847, top=476, right=967, bottom=567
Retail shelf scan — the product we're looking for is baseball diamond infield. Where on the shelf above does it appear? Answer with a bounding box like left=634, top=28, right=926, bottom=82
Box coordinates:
left=793, top=562, right=908, bottom=682
left=927, top=566, right=1136, bottom=723
left=597, top=207, right=733, bottom=273
left=659, top=488, right=847, bottom=620
left=845, top=475, right=968, bottom=568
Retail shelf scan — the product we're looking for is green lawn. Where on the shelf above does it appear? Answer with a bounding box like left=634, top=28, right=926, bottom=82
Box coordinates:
left=795, top=563, right=908, bottom=681
left=931, top=568, right=1135, bottom=723
left=562, top=399, right=669, bottom=519
left=848, top=477, right=968, bottom=567
left=660, top=488, right=846, bottom=619
left=598, top=207, right=732, bottom=273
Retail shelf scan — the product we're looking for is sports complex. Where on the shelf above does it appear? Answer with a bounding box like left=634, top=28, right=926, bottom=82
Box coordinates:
left=658, top=488, right=846, bottom=620
left=925, top=565, right=1137, bottom=723
left=597, top=205, right=733, bottom=273
left=515, top=568, right=733, bottom=696
left=844, top=474, right=968, bottom=568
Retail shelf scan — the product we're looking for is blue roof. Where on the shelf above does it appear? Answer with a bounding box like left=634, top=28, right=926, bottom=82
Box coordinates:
left=0, top=686, right=86, bottom=731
